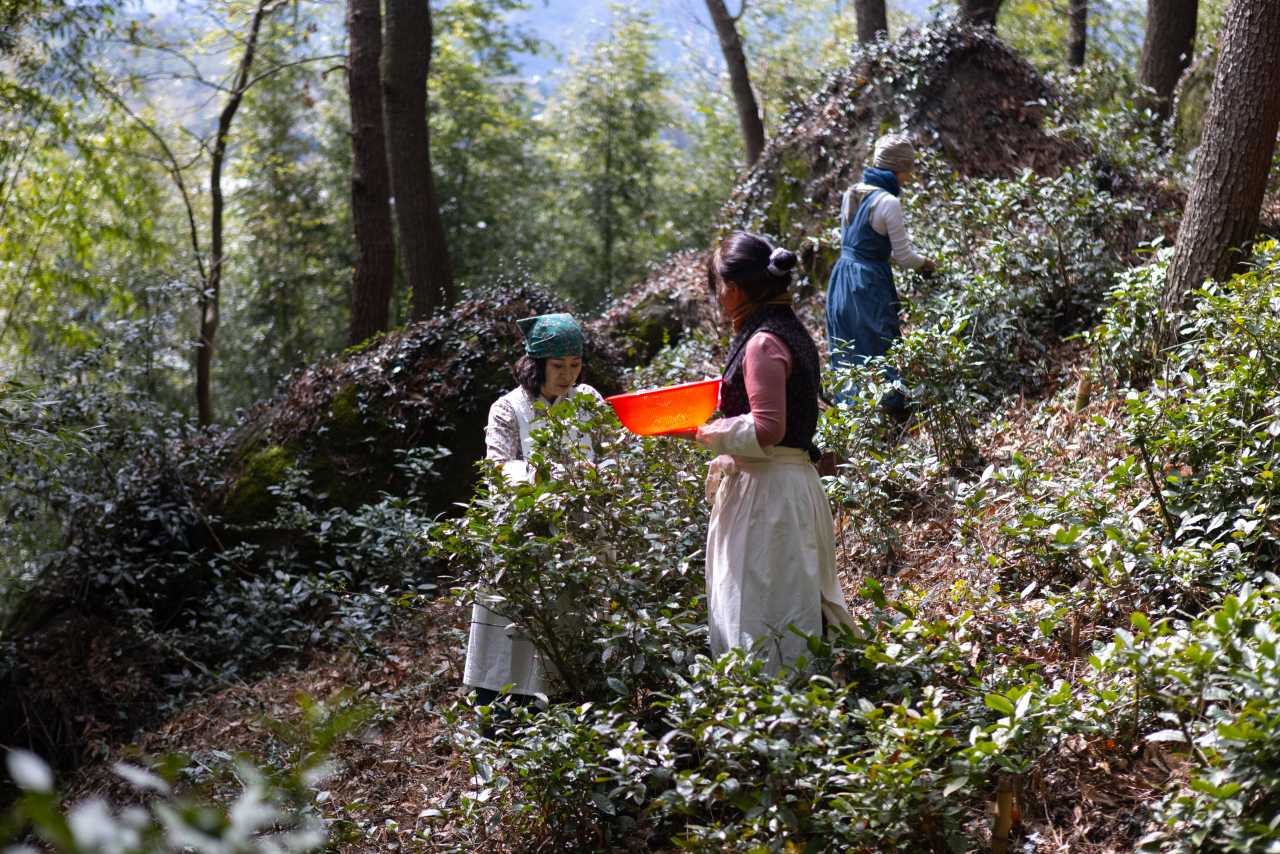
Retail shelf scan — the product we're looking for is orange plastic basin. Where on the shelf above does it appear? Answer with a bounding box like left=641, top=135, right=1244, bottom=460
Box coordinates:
left=606, top=378, right=722, bottom=436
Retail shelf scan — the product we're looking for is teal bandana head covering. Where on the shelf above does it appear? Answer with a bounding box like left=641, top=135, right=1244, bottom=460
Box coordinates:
left=517, top=313, right=584, bottom=359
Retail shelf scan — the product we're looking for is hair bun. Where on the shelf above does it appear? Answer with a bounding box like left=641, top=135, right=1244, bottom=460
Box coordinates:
left=766, top=246, right=797, bottom=277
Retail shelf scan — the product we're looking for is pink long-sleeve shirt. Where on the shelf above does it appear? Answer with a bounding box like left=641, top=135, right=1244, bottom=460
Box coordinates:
left=741, top=331, right=793, bottom=447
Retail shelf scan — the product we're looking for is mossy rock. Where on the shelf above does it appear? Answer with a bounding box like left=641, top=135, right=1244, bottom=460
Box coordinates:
left=221, top=444, right=297, bottom=527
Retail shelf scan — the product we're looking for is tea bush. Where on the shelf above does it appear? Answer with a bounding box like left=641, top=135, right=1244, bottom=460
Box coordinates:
left=431, top=392, right=710, bottom=702
left=1085, top=240, right=1170, bottom=388
left=955, top=247, right=1280, bottom=850
left=908, top=158, right=1159, bottom=389
left=437, top=565, right=1129, bottom=853
left=816, top=357, right=914, bottom=564
left=1107, top=583, right=1280, bottom=854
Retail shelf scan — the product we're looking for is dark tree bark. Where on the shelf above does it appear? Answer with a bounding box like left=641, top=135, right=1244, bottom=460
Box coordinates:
left=855, top=0, right=888, bottom=44
left=1067, top=0, right=1087, bottom=67
left=957, top=0, right=1003, bottom=28
left=705, top=0, right=766, bottom=167
left=382, top=0, right=454, bottom=322
left=197, top=0, right=272, bottom=426
left=1159, top=0, right=1280, bottom=342
left=345, top=0, right=396, bottom=346
left=1137, top=0, right=1199, bottom=119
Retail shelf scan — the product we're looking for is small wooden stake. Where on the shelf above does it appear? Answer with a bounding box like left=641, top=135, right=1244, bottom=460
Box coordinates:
left=1071, top=612, right=1081, bottom=660
left=992, top=776, right=1013, bottom=854
left=1013, top=771, right=1025, bottom=819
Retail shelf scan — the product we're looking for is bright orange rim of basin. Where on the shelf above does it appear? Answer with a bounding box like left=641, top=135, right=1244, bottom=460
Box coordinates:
left=606, top=378, right=722, bottom=436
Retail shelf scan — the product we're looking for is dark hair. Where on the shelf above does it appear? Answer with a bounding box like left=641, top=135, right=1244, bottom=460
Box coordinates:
left=513, top=355, right=546, bottom=395
left=707, top=232, right=798, bottom=317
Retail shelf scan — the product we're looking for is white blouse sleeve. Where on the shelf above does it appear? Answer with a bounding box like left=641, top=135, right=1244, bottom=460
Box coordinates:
left=869, top=194, right=926, bottom=270
left=485, top=396, right=521, bottom=462
left=485, top=394, right=535, bottom=483
left=694, top=414, right=772, bottom=458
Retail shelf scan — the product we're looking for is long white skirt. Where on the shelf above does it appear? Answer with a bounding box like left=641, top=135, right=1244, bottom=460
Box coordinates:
left=705, top=446, right=853, bottom=675
left=463, top=601, right=549, bottom=696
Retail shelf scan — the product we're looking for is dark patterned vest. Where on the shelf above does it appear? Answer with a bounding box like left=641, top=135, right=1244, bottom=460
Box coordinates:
left=720, top=303, right=822, bottom=462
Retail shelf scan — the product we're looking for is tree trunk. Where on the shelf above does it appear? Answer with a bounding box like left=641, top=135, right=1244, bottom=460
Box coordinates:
left=1067, top=0, right=1087, bottom=67
left=704, top=0, right=766, bottom=167
left=382, top=0, right=454, bottom=322
left=197, top=0, right=272, bottom=426
left=1137, top=0, right=1199, bottom=119
left=1159, top=0, right=1280, bottom=341
left=855, top=0, right=888, bottom=44
left=957, top=0, right=1003, bottom=28
left=345, top=0, right=396, bottom=346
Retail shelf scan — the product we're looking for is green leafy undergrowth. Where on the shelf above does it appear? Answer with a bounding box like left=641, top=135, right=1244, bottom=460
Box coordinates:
left=438, top=580, right=1126, bottom=853
left=905, top=156, right=1161, bottom=390
left=1108, top=583, right=1280, bottom=854
left=2, top=692, right=363, bottom=854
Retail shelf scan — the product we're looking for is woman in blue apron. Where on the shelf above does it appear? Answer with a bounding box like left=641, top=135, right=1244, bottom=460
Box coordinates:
left=825, top=133, right=936, bottom=415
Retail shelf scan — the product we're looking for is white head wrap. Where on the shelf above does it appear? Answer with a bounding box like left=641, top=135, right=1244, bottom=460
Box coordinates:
left=873, top=133, right=916, bottom=172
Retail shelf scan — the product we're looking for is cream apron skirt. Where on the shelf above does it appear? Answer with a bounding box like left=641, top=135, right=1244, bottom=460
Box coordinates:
left=705, top=446, right=854, bottom=675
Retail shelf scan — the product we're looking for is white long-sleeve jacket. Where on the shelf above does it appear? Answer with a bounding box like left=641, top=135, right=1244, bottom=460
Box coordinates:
left=841, top=184, right=927, bottom=270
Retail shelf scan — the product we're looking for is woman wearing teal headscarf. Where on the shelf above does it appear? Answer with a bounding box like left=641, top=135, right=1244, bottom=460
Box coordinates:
left=825, top=133, right=937, bottom=414
left=465, top=313, right=603, bottom=713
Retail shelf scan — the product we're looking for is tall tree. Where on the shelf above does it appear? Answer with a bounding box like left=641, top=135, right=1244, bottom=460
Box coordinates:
left=197, top=0, right=275, bottom=426
left=1159, top=0, right=1280, bottom=340
left=427, top=0, right=545, bottom=288
left=957, top=0, right=1003, bottom=27
left=704, top=0, right=765, bottom=167
left=346, top=0, right=396, bottom=346
left=1137, top=0, right=1198, bottom=119
left=855, top=0, right=888, bottom=44
left=382, top=0, right=455, bottom=322
left=1066, top=0, right=1087, bottom=67
left=548, top=6, right=670, bottom=308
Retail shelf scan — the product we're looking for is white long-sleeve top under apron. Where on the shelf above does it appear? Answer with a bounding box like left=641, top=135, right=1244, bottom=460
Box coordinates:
left=695, top=346, right=853, bottom=677
left=464, top=383, right=603, bottom=696
left=841, top=183, right=927, bottom=270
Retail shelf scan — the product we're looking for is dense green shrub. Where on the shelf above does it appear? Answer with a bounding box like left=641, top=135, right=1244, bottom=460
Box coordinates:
left=816, top=358, right=919, bottom=565
left=909, top=158, right=1155, bottom=388
left=432, top=392, right=710, bottom=701
left=1109, top=584, right=1280, bottom=854
left=426, top=394, right=1146, bottom=852
left=1085, top=240, right=1170, bottom=388
left=438, top=572, right=1124, bottom=853
left=1123, top=246, right=1280, bottom=583
left=961, top=248, right=1280, bottom=849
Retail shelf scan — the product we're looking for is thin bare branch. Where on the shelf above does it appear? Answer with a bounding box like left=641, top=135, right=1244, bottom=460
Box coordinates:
left=242, top=52, right=346, bottom=91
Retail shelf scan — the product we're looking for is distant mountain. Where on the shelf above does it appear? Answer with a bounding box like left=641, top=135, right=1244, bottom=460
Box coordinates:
left=507, top=0, right=930, bottom=80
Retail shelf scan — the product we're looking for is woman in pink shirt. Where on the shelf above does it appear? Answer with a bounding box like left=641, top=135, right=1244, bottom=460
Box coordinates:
left=681, top=232, right=853, bottom=674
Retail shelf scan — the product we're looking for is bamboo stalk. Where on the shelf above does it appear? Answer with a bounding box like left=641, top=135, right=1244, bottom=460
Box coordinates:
left=992, top=776, right=1013, bottom=854
left=1074, top=374, right=1093, bottom=413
